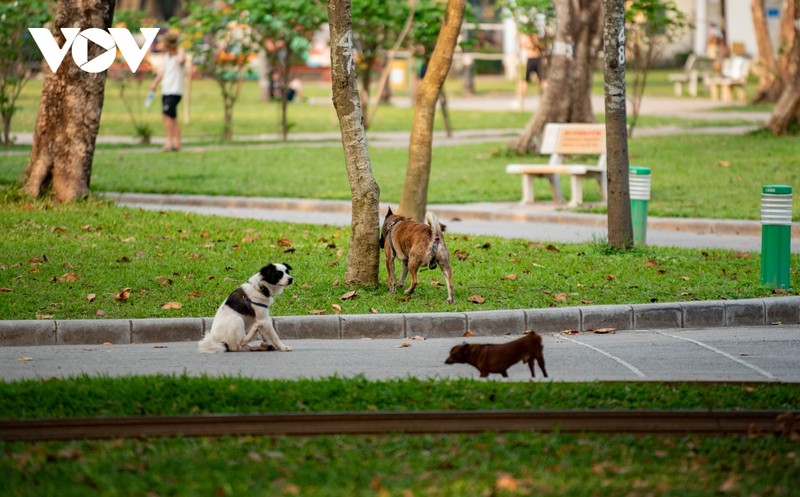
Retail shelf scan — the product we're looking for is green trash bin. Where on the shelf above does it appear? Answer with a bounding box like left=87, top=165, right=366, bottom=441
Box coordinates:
left=629, top=167, right=651, bottom=245
left=761, top=185, right=792, bottom=289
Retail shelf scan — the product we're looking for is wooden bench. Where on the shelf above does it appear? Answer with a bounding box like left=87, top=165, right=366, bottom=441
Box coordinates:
left=667, top=54, right=713, bottom=97
left=506, top=123, right=606, bottom=207
left=709, top=56, right=750, bottom=102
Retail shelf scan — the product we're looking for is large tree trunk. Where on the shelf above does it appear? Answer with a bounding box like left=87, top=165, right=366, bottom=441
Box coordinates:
left=328, top=0, right=382, bottom=286
left=398, top=0, right=465, bottom=221
left=510, top=0, right=603, bottom=154
left=766, top=0, right=800, bottom=134
left=751, top=0, right=780, bottom=102
left=21, top=0, right=116, bottom=202
left=603, top=0, right=633, bottom=250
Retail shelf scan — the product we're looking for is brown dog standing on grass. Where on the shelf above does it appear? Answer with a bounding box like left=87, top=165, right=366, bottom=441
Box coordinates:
left=380, top=207, right=455, bottom=304
left=445, top=331, right=548, bottom=378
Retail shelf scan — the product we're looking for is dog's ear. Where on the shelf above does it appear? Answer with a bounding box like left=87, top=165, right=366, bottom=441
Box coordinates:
left=282, top=263, right=293, bottom=272
left=387, top=206, right=394, bottom=216
left=439, top=222, right=447, bottom=233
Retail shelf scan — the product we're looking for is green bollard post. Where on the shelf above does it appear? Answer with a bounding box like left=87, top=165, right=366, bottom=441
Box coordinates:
left=761, top=185, right=792, bottom=289
left=629, top=166, right=651, bottom=245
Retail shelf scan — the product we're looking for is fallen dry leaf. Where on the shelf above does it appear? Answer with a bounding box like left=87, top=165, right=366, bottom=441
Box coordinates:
left=561, top=329, right=580, bottom=335
left=308, top=309, right=327, bottom=315
left=331, top=304, right=342, bottom=314
left=606, top=274, right=617, bottom=281
left=114, top=288, right=131, bottom=301
left=594, top=327, right=617, bottom=334
left=96, top=310, right=106, bottom=317
left=187, top=291, right=202, bottom=298
left=644, top=259, right=658, bottom=267
left=0, top=287, right=12, bottom=293
left=429, top=279, right=441, bottom=287
left=467, top=295, right=485, bottom=304
left=463, top=330, right=475, bottom=337
left=161, top=301, right=183, bottom=310
left=553, top=293, right=568, bottom=302
left=102, top=342, right=113, bottom=346
left=398, top=342, right=412, bottom=348
left=502, top=274, right=517, bottom=281
left=17, top=357, right=32, bottom=362
left=340, top=290, right=358, bottom=300
left=63, top=262, right=75, bottom=269
left=277, top=238, right=292, bottom=247
left=410, top=335, right=426, bottom=341
left=370, top=307, right=378, bottom=314
left=87, top=293, right=96, bottom=303
left=332, top=279, right=340, bottom=287
left=545, top=244, right=560, bottom=253
left=495, top=473, right=519, bottom=491
left=59, top=273, right=80, bottom=282
left=718, top=160, right=730, bottom=168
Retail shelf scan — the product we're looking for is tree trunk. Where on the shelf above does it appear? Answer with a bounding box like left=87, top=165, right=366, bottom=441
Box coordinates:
left=766, top=0, right=800, bottom=134
left=751, top=0, right=780, bottom=103
left=603, top=0, right=633, bottom=250
left=439, top=88, right=453, bottom=138
left=509, top=0, right=602, bottom=154
left=398, top=0, right=465, bottom=221
left=328, top=0, right=382, bottom=286
left=21, top=0, right=116, bottom=202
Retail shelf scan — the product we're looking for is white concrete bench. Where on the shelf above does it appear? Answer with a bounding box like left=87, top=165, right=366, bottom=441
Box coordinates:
left=667, top=54, right=713, bottom=97
left=506, top=123, right=606, bottom=207
left=709, top=56, right=750, bottom=102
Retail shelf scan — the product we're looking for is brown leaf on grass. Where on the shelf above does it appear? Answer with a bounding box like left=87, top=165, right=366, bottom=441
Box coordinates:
left=308, top=309, right=327, bottom=315
left=326, top=261, right=339, bottom=267
left=475, top=242, right=491, bottom=249
left=463, top=330, right=475, bottom=337
left=59, top=273, right=80, bottom=282
left=114, top=288, right=131, bottom=301
left=370, top=307, right=378, bottom=314
left=242, top=236, right=255, bottom=244
left=495, top=473, right=519, bottom=491
left=187, top=291, right=202, bottom=298
left=161, top=302, right=183, bottom=310
left=331, top=304, right=342, bottom=314
left=454, top=249, right=469, bottom=261
left=718, top=160, right=730, bottom=168
left=189, top=253, right=202, bottom=260
left=502, top=274, right=517, bottom=281
left=553, top=293, right=568, bottom=302
left=340, top=290, right=358, bottom=300
left=116, top=256, right=130, bottom=263
left=467, top=295, right=485, bottom=304
left=718, top=476, right=739, bottom=493
left=0, top=287, right=12, bottom=293
left=63, top=262, right=75, bottom=269
left=594, top=328, right=616, bottom=334
left=201, top=230, right=209, bottom=238
left=96, top=310, right=106, bottom=317
left=729, top=251, right=751, bottom=259
left=204, top=243, right=215, bottom=249
left=396, top=296, right=411, bottom=302
left=681, top=275, right=690, bottom=281
left=160, top=279, right=173, bottom=286
left=277, top=238, right=292, bottom=247
left=232, top=244, right=240, bottom=251
left=644, top=259, right=658, bottom=267
left=332, top=279, right=339, bottom=287
left=87, top=293, right=96, bottom=303
left=429, top=279, right=441, bottom=287
left=545, top=244, right=560, bottom=252
left=606, top=274, right=616, bottom=281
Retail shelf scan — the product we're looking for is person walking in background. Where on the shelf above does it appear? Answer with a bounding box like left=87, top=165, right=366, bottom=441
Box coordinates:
left=149, top=32, right=185, bottom=151
left=516, top=31, right=545, bottom=110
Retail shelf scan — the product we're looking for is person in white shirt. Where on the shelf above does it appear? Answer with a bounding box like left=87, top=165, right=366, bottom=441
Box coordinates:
left=149, top=32, right=186, bottom=151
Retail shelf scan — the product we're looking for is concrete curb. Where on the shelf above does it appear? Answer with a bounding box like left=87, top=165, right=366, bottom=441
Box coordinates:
left=1, top=297, right=798, bottom=347
left=105, top=192, right=800, bottom=239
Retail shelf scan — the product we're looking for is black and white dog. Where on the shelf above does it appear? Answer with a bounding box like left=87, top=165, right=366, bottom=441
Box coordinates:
left=198, top=263, right=293, bottom=353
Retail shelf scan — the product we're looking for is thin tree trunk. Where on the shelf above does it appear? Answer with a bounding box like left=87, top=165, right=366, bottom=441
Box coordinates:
left=328, top=0, right=381, bottom=286
left=439, top=88, right=453, bottom=138
left=21, top=0, right=116, bottom=202
left=603, top=0, right=633, bottom=250
left=766, top=0, right=800, bottom=134
left=509, top=0, right=602, bottom=154
left=398, top=0, right=465, bottom=221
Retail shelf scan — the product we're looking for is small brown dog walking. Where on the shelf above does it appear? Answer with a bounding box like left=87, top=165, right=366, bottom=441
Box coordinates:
left=380, top=207, right=455, bottom=303
left=445, top=331, right=548, bottom=378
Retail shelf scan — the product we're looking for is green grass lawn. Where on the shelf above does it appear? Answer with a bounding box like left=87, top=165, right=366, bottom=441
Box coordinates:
left=2, top=377, right=798, bottom=497
left=2, top=133, right=798, bottom=221
left=0, top=197, right=796, bottom=320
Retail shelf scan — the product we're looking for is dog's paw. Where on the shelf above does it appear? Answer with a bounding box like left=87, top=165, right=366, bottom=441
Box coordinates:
left=278, top=344, right=293, bottom=352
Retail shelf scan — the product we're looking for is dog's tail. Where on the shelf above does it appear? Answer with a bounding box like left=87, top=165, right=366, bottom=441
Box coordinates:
left=425, top=211, right=446, bottom=238
left=198, top=334, right=227, bottom=354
